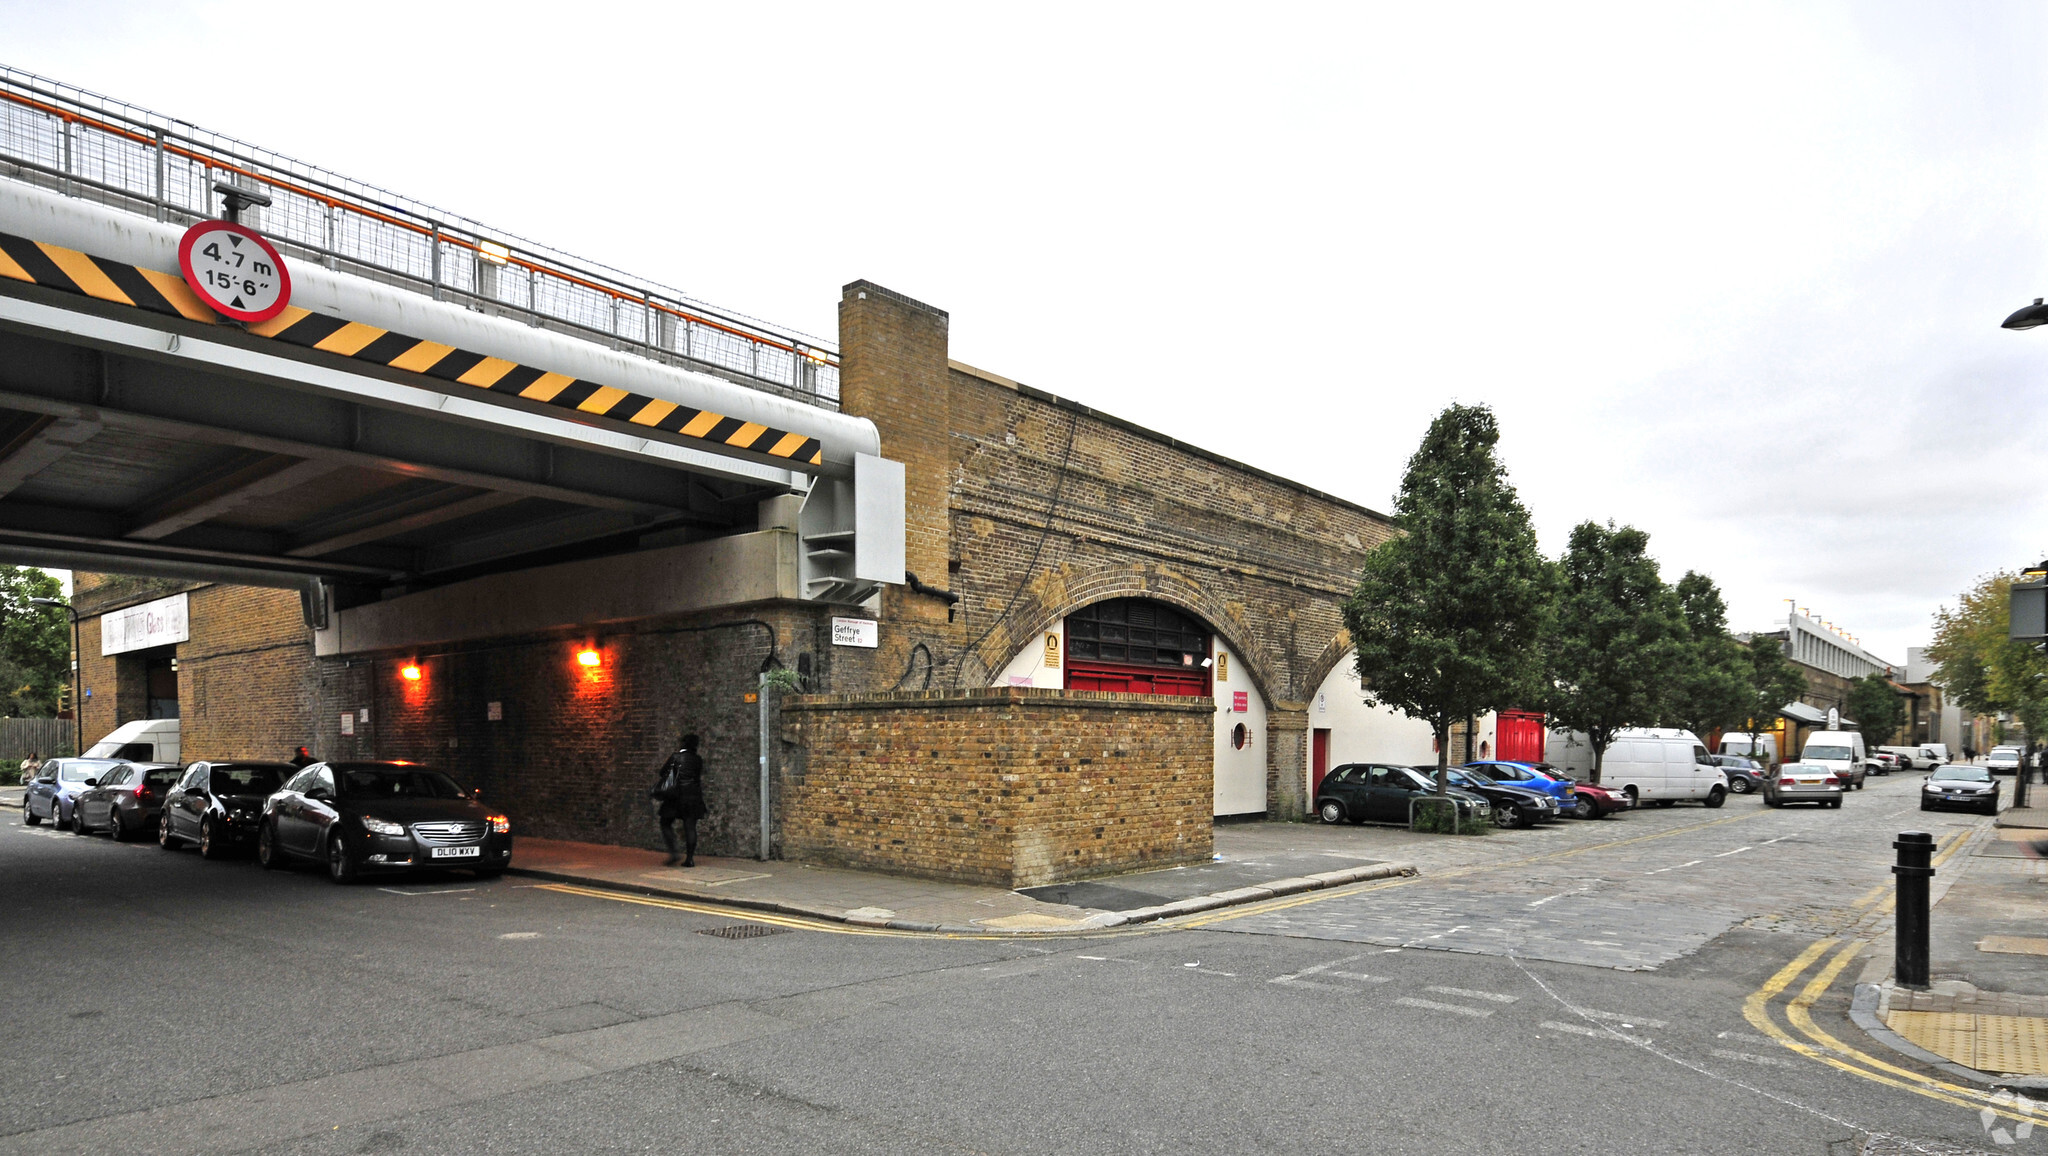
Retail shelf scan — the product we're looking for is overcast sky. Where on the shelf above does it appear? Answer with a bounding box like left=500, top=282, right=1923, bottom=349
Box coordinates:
left=7, top=2, right=2045, bottom=661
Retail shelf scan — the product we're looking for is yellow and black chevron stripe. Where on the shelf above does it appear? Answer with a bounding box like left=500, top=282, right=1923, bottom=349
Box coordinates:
left=0, top=231, right=825, bottom=467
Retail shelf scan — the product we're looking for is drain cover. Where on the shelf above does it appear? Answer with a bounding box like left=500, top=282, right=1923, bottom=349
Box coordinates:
left=698, top=923, right=790, bottom=940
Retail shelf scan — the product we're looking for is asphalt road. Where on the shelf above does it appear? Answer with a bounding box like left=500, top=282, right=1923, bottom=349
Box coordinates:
left=0, top=775, right=2026, bottom=1155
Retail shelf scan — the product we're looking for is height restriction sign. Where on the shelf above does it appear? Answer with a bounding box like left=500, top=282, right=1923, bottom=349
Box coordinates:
left=178, top=220, right=291, bottom=322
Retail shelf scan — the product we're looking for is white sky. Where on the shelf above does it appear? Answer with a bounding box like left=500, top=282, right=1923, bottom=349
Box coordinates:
left=6, top=1, right=2045, bottom=661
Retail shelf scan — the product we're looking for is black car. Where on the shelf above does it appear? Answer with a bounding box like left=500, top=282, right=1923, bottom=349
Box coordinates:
left=257, top=761, right=511, bottom=883
left=1315, top=763, right=1491, bottom=826
left=1709, top=755, right=1766, bottom=795
left=160, top=761, right=295, bottom=859
left=72, top=763, right=181, bottom=841
left=1441, top=767, right=1561, bottom=828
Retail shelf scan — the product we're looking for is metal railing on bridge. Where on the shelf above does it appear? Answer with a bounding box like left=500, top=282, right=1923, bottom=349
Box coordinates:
left=0, top=66, right=839, bottom=408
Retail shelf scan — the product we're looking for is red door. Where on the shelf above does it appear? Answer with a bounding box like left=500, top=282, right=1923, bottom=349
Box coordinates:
left=1312, top=728, right=1331, bottom=801
left=1496, top=710, right=1547, bottom=764
left=1066, top=661, right=1210, bottom=697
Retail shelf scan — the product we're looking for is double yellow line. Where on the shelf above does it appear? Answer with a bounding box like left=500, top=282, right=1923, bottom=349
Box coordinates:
left=1742, top=832, right=2047, bottom=1126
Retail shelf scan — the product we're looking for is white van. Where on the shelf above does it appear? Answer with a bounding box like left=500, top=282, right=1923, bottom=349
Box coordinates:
left=1923, top=743, right=1951, bottom=765
left=1600, top=728, right=1728, bottom=807
left=1801, top=730, right=1866, bottom=788
left=1718, top=732, right=1779, bottom=766
left=83, top=719, right=179, bottom=764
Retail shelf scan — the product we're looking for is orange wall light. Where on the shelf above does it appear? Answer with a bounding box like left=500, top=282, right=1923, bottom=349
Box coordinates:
left=400, top=663, right=423, bottom=681
left=576, top=649, right=602, bottom=668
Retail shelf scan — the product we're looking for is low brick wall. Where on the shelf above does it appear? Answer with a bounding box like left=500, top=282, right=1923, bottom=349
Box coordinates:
left=779, top=687, right=1214, bottom=888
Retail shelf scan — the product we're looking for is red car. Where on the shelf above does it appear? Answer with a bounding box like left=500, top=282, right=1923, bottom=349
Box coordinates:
left=1528, top=765, right=1631, bottom=819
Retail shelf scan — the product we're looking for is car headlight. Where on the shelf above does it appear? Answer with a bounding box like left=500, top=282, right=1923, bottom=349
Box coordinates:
left=487, top=813, right=510, bottom=835
left=359, top=816, right=405, bottom=837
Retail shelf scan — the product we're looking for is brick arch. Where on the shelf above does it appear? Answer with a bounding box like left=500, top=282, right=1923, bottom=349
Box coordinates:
left=1302, top=629, right=1355, bottom=699
left=966, top=564, right=1283, bottom=706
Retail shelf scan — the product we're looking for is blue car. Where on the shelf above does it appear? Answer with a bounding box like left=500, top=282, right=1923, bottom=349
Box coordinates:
left=23, top=757, right=125, bottom=830
left=1464, top=760, right=1579, bottom=810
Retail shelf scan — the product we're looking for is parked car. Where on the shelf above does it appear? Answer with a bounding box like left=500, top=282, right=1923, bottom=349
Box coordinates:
left=72, top=763, right=180, bottom=840
left=1561, top=779, right=1630, bottom=819
left=258, top=761, right=512, bottom=882
left=1985, top=747, right=2024, bottom=775
left=1593, top=729, right=1728, bottom=808
left=1921, top=764, right=2000, bottom=815
left=1441, top=767, right=1561, bottom=828
left=160, top=761, right=294, bottom=858
left=1315, top=763, right=1491, bottom=827
left=1868, top=751, right=1902, bottom=775
left=1762, top=762, right=1845, bottom=808
left=1880, top=745, right=1943, bottom=772
left=22, top=757, right=124, bottom=830
left=1462, top=760, right=1578, bottom=810
left=1800, top=731, right=1867, bottom=790
left=1923, top=743, right=1952, bottom=765
left=1709, top=755, right=1766, bottom=794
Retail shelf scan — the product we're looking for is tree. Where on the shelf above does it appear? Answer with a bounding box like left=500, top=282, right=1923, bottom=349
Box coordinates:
left=1844, top=672, right=1906, bottom=749
left=0, top=567, right=68, bottom=717
left=1343, top=404, right=1551, bottom=795
left=1541, top=521, right=1686, bottom=783
left=1741, top=634, right=1807, bottom=754
left=1928, top=572, right=2048, bottom=741
left=1664, top=571, right=1751, bottom=740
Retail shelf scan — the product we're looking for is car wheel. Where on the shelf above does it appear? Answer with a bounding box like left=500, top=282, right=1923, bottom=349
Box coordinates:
left=52, top=804, right=68, bottom=831
left=1829, top=799, right=1843, bottom=809
left=326, top=831, right=357, bottom=884
left=1729, top=777, right=1751, bottom=794
left=257, top=821, right=282, bottom=870
left=1573, top=794, right=1597, bottom=820
left=23, top=802, right=39, bottom=826
left=1983, top=801, right=1999, bottom=817
left=199, top=817, right=224, bottom=861
left=158, top=811, right=178, bottom=849
left=1767, top=797, right=1783, bottom=808
left=73, top=807, right=94, bottom=835
left=1704, top=787, right=1726, bottom=809
left=1317, top=799, right=1345, bottom=825
left=1492, top=805, right=1520, bottom=829
left=1919, top=798, right=1933, bottom=811
left=1655, top=799, right=1676, bottom=808
left=107, top=811, right=128, bottom=842
left=1622, top=786, right=1639, bottom=808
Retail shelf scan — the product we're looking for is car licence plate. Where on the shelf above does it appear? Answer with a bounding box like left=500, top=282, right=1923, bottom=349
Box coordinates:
left=430, top=846, right=481, bottom=858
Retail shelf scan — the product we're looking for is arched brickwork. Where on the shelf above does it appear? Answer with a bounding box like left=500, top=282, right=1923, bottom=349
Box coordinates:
left=966, top=562, right=1284, bottom=707
left=1303, top=630, right=1356, bottom=700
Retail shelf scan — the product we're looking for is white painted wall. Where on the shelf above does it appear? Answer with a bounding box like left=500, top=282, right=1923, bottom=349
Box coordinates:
left=993, top=618, right=1067, bottom=688
left=1304, top=652, right=1495, bottom=812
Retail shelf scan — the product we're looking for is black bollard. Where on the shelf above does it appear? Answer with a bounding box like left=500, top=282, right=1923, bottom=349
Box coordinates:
left=1894, top=831, right=1935, bottom=989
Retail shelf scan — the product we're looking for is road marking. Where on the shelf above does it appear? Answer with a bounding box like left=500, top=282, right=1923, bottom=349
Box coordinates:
left=1540, top=1020, right=1605, bottom=1038
left=1713, top=847, right=1752, bottom=857
left=1711, top=1047, right=1796, bottom=1069
left=497, top=931, right=540, bottom=940
left=1190, top=969, right=1238, bottom=978
left=1577, top=939, right=1623, bottom=947
left=1328, top=971, right=1390, bottom=983
left=1529, top=887, right=1590, bottom=907
left=377, top=886, right=476, bottom=896
left=1271, top=954, right=1366, bottom=991
left=1646, top=859, right=1704, bottom=875
left=1578, top=1009, right=1667, bottom=1029
left=1395, top=997, right=1494, bottom=1018
left=1427, top=985, right=1518, bottom=1004
left=1716, top=1030, right=1782, bottom=1047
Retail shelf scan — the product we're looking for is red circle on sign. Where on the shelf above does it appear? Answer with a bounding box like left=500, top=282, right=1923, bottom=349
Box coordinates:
left=177, top=219, right=292, bottom=323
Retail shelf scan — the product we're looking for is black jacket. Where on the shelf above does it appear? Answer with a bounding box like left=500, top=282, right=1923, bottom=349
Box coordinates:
left=654, top=749, right=705, bottom=809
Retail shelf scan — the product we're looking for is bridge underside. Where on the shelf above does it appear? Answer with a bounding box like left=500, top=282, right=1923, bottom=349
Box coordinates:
left=0, top=282, right=793, bottom=606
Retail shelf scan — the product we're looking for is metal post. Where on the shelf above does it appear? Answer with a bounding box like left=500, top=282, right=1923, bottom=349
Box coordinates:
left=152, top=127, right=166, bottom=221
left=758, top=671, right=771, bottom=861
left=430, top=223, right=442, bottom=301
left=1894, top=830, right=1935, bottom=989
left=67, top=610, right=80, bottom=757
left=2018, top=743, right=2033, bottom=809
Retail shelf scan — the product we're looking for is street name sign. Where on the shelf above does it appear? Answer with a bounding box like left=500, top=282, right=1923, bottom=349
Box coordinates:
left=178, top=220, right=292, bottom=322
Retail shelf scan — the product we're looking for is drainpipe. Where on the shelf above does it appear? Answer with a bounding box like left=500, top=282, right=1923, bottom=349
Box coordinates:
left=758, top=671, right=771, bottom=861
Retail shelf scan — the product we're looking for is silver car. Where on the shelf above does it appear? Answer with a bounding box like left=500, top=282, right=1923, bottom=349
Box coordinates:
left=1762, top=761, right=1844, bottom=809
left=1922, top=764, right=2000, bottom=815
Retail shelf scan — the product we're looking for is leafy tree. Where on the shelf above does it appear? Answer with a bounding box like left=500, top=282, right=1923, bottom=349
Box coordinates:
left=1343, top=404, right=1551, bottom=795
left=1741, top=633, right=1807, bottom=751
left=1928, top=572, right=2048, bottom=741
left=1541, top=521, right=1686, bottom=783
left=1664, top=571, right=1751, bottom=739
left=0, top=567, right=69, bottom=717
left=1844, top=672, right=1906, bottom=749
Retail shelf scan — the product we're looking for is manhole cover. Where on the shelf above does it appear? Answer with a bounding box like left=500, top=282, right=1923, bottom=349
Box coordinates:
left=698, top=923, right=791, bottom=940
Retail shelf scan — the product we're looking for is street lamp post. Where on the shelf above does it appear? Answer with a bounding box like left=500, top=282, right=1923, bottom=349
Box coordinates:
left=28, top=597, right=80, bottom=757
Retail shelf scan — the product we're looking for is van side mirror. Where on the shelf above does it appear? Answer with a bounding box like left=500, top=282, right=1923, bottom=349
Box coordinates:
left=83, top=778, right=97, bottom=787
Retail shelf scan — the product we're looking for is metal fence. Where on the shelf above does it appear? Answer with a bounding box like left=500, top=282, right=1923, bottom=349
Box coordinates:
left=0, top=717, right=72, bottom=760
left=0, top=65, right=839, bottom=408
